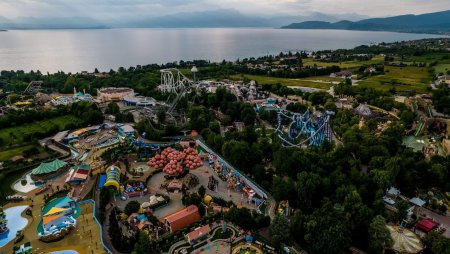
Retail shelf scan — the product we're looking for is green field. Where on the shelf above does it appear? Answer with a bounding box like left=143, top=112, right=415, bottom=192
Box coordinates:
left=303, top=55, right=385, bottom=69
left=403, top=53, right=450, bottom=64
left=434, top=64, right=450, bottom=74
left=0, top=145, right=47, bottom=161
left=0, top=115, right=80, bottom=146
left=229, top=74, right=341, bottom=90
left=357, top=66, right=432, bottom=93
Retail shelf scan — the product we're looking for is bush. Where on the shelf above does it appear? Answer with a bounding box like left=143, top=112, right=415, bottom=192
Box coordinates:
left=198, top=185, right=206, bottom=198
left=124, top=200, right=141, bottom=215
left=22, top=146, right=39, bottom=157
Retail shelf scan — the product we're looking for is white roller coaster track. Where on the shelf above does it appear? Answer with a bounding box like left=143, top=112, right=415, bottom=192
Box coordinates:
left=160, top=69, right=195, bottom=94
left=24, top=81, right=43, bottom=94
left=275, top=109, right=332, bottom=148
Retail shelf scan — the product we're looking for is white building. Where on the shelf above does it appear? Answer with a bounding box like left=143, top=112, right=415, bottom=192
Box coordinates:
left=97, top=87, right=135, bottom=102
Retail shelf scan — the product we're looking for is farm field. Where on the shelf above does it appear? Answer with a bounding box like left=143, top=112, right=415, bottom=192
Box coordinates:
left=229, top=74, right=341, bottom=90
left=303, top=55, right=385, bottom=69
left=434, top=64, right=450, bottom=74
left=0, top=115, right=80, bottom=146
left=403, top=53, right=450, bottom=64
left=0, top=144, right=48, bottom=161
left=357, top=65, right=432, bottom=93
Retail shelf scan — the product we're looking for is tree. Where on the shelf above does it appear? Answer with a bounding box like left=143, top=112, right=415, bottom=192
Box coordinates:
left=426, top=232, right=450, bottom=254
left=395, top=200, right=409, bottom=223
left=99, top=187, right=111, bottom=222
left=269, top=215, right=290, bottom=249
left=124, top=200, right=141, bottom=216
left=296, top=171, right=323, bottom=210
left=198, top=185, right=206, bottom=198
left=302, top=201, right=352, bottom=254
left=157, top=109, right=166, bottom=124
left=133, top=231, right=153, bottom=254
left=399, top=110, right=415, bottom=128
left=369, top=215, right=392, bottom=254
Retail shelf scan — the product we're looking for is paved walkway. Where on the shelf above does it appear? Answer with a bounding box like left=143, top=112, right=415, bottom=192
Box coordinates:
left=417, top=207, right=450, bottom=238
left=190, top=166, right=261, bottom=211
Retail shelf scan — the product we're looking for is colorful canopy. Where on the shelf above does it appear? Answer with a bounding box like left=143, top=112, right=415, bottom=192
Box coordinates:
left=43, top=213, right=64, bottom=225
left=104, top=165, right=121, bottom=189
left=387, top=225, right=424, bottom=254
left=31, top=159, right=67, bottom=175
left=44, top=207, right=70, bottom=217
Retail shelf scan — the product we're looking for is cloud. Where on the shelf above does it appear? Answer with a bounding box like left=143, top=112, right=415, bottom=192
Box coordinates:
left=0, top=0, right=449, bottom=20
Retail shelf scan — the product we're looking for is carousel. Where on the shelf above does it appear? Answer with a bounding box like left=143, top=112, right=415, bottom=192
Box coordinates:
left=387, top=225, right=424, bottom=254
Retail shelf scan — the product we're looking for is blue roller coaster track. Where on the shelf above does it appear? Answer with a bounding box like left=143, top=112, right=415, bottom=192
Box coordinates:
left=275, top=109, right=334, bottom=148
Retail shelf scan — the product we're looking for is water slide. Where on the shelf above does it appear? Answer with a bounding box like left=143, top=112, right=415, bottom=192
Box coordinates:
left=415, top=121, right=425, bottom=137
left=427, top=105, right=433, bottom=118
left=413, top=102, right=418, bottom=116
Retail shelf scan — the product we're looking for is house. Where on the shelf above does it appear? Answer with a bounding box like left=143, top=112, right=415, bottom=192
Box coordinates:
left=11, top=155, right=25, bottom=163
left=186, top=225, right=211, bottom=245
left=409, top=197, right=426, bottom=207
left=330, top=71, right=353, bottom=79
left=444, top=75, right=450, bottom=85
left=65, top=163, right=90, bottom=184
left=118, top=124, right=135, bottom=138
left=162, top=205, right=201, bottom=232
left=416, top=219, right=437, bottom=233
left=364, top=67, right=377, bottom=74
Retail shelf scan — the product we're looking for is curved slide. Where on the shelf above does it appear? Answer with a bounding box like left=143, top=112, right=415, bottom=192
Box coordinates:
left=427, top=105, right=433, bottom=118
left=415, top=121, right=425, bottom=137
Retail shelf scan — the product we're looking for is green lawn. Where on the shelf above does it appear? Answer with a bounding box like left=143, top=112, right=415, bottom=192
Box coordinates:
left=303, top=55, right=385, bottom=69
left=0, top=115, right=80, bottom=146
left=0, top=145, right=47, bottom=161
left=357, top=66, right=432, bottom=93
left=434, top=64, right=450, bottom=74
left=229, top=74, right=338, bottom=90
left=403, top=53, right=450, bottom=64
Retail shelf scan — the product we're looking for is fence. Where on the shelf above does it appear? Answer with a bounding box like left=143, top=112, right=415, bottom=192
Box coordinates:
left=82, top=199, right=114, bottom=254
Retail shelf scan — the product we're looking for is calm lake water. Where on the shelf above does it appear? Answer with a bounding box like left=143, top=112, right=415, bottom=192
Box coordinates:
left=0, top=28, right=445, bottom=73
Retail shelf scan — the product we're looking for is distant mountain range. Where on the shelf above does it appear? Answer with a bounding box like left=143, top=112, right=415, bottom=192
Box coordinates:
left=120, top=9, right=370, bottom=28
left=0, top=9, right=369, bottom=29
left=0, top=16, right=108, bottom=29
left=281, top=10, right=450, bottom=34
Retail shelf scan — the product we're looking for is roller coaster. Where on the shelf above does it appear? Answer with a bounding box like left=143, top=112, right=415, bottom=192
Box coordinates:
left=160, top=68, right=199, bottom=114
left=275, top=109, right=334, bottom=148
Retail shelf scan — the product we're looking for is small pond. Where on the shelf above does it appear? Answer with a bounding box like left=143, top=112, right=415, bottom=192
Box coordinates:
left=0, top=205, right=29, bottom=247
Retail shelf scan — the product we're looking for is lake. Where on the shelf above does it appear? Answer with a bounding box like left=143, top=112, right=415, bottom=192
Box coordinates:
left=0, top=28, right=445, bottom=73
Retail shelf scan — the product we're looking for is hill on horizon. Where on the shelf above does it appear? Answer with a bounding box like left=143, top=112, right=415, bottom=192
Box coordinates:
left=281, top=10, right=450, bottom=34
left=0, top=9, right=370, bottom=30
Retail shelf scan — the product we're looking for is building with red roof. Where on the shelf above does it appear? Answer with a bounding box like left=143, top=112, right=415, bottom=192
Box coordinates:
left=162, top=205, right=201, bottom=232
left=416, top=218, right=437, bottom=233
left=186, top=224, right=211, bottom=245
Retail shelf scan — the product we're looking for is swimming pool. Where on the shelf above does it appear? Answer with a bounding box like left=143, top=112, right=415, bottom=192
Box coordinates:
left=0, top=205, right=29, bottom=247
left=12, top=172, right=40, bottom=193
left=48, top=251, right=79, bottom=254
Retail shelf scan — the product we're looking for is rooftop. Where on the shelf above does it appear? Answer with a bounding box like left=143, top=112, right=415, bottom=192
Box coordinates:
left=99, top=87, right=133, bottom=94
left=186, top=224, right=211, bottom=241
left=163, top=205, right=201, bottom=232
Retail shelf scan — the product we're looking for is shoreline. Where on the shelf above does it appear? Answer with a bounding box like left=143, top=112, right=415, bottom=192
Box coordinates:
left=279, top=27, right=450, bottom=36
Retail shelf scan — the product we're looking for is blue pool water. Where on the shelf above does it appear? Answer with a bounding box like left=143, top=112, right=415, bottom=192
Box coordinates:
left=0, top=205, right=29, bottom=247
left=98, top=173, right=106, bottom=189
left=49, top=251, right=79, bottom=254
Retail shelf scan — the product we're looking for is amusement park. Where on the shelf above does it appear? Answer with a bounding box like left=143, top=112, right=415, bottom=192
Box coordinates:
left=1, top=44, right=450, bottom=254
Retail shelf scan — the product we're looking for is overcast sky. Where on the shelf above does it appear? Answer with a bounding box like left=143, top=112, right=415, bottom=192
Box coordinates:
left=0, top=0, right=449, bottom=19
